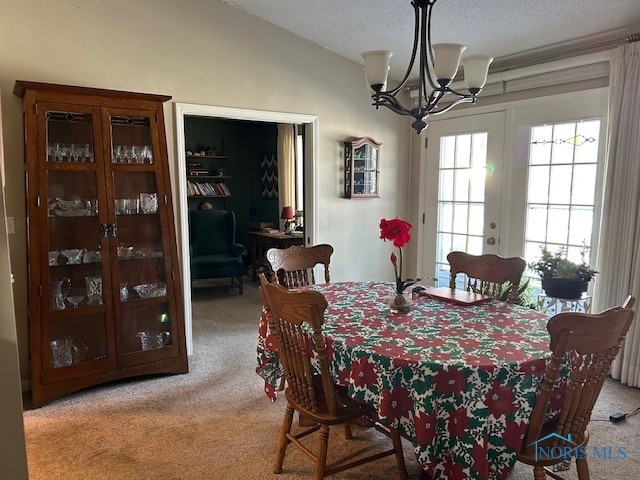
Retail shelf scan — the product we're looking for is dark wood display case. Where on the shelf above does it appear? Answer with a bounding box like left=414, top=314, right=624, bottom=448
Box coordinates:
left=14, top=81, right=188, bottom=407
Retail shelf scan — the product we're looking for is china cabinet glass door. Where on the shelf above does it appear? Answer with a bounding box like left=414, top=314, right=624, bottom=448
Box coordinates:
left=40, top=104, right=115, bottom=381
left=104, top=110, right=179, bottom=365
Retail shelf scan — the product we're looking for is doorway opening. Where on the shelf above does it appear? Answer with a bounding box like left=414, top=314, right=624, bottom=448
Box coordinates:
left=173, top=103, right=319, bottom=354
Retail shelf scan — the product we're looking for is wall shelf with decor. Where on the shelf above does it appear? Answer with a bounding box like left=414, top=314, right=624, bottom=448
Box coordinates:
left=186, top=154, right=231, bottom=209
left=344, top=136, right=381, bottom=198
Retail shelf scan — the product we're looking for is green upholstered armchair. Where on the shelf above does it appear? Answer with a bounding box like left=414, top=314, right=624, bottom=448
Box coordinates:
left=189, top=209, right=246, bottom=294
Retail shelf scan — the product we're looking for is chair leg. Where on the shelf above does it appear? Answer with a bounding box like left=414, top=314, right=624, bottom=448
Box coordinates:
left=274, top=404, right=295, bottom=474
left=576, top=458, right=590, bottom=480
left=344, top=421, right=352, bottom=439
left=314, top=425, right=330, bottom=480
left=390, top=427, right=408, bottom=480
left=533, top=465, right=547, bottom=480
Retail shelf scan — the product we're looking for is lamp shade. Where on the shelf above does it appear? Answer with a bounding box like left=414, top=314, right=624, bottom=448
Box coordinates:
left=432, top=43, right=466, bottom=81
left=462, top=55, right=494, bottom=89
left=362, top=50, right=392, bottom=87
left=280, top=206, right=295, bottom=220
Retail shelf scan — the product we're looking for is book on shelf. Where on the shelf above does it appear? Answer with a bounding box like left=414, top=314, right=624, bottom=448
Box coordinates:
left=219, top=182, right=231, bottom=196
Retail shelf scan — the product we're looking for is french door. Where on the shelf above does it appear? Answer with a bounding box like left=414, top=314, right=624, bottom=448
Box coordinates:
left=420, top=90, right=608, bottom=288
left=422, top=112, right=506, bottom=287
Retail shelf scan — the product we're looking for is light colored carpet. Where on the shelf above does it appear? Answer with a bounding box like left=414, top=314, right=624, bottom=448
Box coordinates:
left=23, top=281, right=640, bottom=479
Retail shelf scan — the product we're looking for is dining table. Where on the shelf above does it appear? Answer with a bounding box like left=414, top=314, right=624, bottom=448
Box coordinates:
left=255, top=281, right=558, bottom=480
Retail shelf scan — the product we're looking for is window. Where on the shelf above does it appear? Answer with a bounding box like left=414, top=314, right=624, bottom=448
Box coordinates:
left=524, top=119, right=601, bottom=274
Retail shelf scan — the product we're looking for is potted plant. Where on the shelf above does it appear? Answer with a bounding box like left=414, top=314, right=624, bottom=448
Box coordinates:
left=529, top=246, right=598, bottom=299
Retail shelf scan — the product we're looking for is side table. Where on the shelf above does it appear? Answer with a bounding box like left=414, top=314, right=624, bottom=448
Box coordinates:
left=537, top=295, right=592, bottom=317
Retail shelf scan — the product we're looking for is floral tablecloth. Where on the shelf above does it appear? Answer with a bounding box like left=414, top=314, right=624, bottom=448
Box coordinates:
left=256, top=281, right=554, bottom=480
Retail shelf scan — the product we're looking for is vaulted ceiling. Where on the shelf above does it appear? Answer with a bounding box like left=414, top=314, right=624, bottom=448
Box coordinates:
left=224, top=0, right=640, bottom=80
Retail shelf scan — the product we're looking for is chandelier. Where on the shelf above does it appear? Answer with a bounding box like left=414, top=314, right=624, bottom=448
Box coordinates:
left=362, top=0, right=493, bottom=134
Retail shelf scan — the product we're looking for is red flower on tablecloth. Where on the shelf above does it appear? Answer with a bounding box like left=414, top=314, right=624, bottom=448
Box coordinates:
left=441, top=453, right=468, bottom=479
left=489, top=331, right=525, bottom=343
left=502, top=418, right=527, bottom=449
left=430, top=350, right=453, bottom=362
left=373, top=341, right=408, bottom=357
left=464, top=354, right=497, bottom=369
left=351, top=357, right=379, bottom=388
left=492, top=345, right=528, bottom=362
left=458, top=337, right=480, bottom=349
left=448, top=406, right=471, bottom=436
left=434, top=368, right=467, bottom=394
left=519, top=358, right=545, bottom=376
left=265, top=334, right=278, bottom=352
left=379, top=218, right=419, bottom=293
left=414, top=336, right=445, bottom=348
left=486, top=380, right=517, bottom=418
left=379, top=385, right=413, bottom=424
left=412, top=410, right=438, bottom=445
left=472, top=442, right=490, bottom=479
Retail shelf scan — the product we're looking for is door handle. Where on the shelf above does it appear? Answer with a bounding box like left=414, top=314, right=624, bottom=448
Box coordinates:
left=486, top=237, right=496, bottom=245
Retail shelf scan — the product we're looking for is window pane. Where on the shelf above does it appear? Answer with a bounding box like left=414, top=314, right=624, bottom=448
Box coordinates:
left=469, top=168, right=486, bottom=202
left=440, top=170, right=454, bottom=201
left=455, top=135, right=471, bottom=168
left=452, top=203, right=469, bottom=234
left=551, top=123, right=576, bottom=164
left=468, top=204, right=484, bottom=236
left=440, top=136, right=455, bottom=168
left=530, top=125, right=552, bottom=165
left=439, top=202, right=453, bottom=232
left=526, top=205, right=548, bottom=242
left=548, top=165, right=572, bottom=204
left=575, top=120, right=600, bottom=164
left=528, top=166, right=549, bottom=204
left=568, top=207, right=593, bottom=246
left=546, top=206, right=570, bottom=244
left=452, top=234, right=467, bottom=252
left=467, top=236, right=483, bottom=255
left=571, top=164, right=596, bottom=205
left=454, top=169, right=469, bottom=202
left=471, top=133, right=487, bottom=168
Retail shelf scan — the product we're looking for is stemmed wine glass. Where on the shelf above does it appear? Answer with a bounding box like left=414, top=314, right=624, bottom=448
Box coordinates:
left=66, top=295, right=85, bottom=309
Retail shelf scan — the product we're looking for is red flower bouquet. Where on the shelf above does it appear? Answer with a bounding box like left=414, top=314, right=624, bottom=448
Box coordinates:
left=379, top=218, right=419, bottom=295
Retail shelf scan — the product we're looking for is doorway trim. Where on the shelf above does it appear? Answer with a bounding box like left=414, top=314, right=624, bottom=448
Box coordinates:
left=173, top=103, right=319, bottom=355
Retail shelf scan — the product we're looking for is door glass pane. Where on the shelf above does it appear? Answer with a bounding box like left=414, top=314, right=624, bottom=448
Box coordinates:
left=110, top=116, right=154, bottom=164
left=122, top=304, right=172, bottom=354
left=46, top=111, right=95, bottom=164
left=113, top=169, right=169, bottom=354
left=435, top=133, right=487, bottom=281
left=47, top=169, right=108, bottom=367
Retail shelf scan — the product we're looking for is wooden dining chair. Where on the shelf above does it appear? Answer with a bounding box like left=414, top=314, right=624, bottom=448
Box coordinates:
left=516, top=295, right=636, bottom=480
left=258, top=274, right=408, bottom=480
left=447, top=251, right=526, bottom=303
left=266, top=243, right=333, bottom=288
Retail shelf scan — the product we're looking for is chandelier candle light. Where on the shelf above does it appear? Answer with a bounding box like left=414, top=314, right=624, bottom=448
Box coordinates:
left=362, top=0, right=493, bottom=134
left=379, top=218, right=419, bottom=312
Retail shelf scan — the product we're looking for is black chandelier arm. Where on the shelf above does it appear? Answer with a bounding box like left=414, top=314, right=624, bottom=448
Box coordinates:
left=382, top=1, right=421, bottom=97
left=371, top=93, right=413, bottom=116
left=419, top=95, right=476, bottom=117
left=424, top=0, right=439, bottom=91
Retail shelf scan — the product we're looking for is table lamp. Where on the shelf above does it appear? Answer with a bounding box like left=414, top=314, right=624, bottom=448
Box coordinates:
left=280, top=206, right=295, bottom=234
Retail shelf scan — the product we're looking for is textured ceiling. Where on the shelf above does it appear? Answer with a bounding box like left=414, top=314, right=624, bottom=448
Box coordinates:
left=223, top=0, right=640, bottom=80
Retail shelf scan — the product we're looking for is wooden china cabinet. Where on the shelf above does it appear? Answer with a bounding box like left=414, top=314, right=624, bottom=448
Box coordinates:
left=14, top=81, right=188, bottom=407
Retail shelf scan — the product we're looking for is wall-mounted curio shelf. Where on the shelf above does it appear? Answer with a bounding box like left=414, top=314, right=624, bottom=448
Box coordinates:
left=344, top=136, right=381, bottom=198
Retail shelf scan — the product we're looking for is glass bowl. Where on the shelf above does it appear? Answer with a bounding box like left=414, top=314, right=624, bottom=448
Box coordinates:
left=133, top=283, right=167, bottom=298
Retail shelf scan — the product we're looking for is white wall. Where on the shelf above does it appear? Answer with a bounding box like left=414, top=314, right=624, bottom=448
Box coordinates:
left=0, top=85, right=29, bottom=479
left=0, top=0, right=410, bottom=381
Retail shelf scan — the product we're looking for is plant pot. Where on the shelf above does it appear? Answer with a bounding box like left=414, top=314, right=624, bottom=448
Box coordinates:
left=541, top=277, right=589, bottom=300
